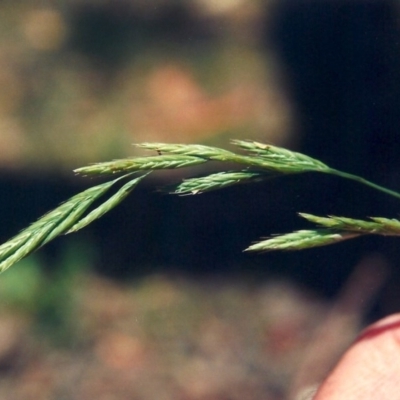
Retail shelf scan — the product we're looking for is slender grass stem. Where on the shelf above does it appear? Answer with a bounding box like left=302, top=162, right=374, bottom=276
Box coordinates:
left=328, top=168, right=400, bottom=200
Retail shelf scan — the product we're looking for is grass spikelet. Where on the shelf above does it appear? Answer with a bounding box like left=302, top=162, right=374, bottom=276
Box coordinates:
left=299, top=213, right=383, bottom=233
left=137, top=143, right=310, bottom=174
left=0, top=203, right=77, bottom=268
left=136, top=143, right=236, bottom=161
left=0, top=176, right=134, bottom=273
left=174, top=171, right=266, bottom=195
left=299, top=213, right=400, bottom=236
left=245, top=229, right=359, bottom=252
left=75, top=155, right=206, bottom=176
left=369, top=217, right=400, bottom=235
left=232, top=140, right=330, bottom=172
left=67, top=173, right=149, bottom=233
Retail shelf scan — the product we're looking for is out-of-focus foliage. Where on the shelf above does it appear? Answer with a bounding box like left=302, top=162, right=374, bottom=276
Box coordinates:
left=0, top=238, right=94, bottom=344
left=0, top=0, right=293, bottom=171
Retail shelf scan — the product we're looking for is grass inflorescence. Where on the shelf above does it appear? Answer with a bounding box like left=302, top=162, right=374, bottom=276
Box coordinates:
left=0, top=139, right=400, bottom=272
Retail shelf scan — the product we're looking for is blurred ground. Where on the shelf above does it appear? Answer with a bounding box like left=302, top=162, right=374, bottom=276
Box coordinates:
left=0, top=251, right=387, bottom=400
left=0, top=265, right=328, bottom=400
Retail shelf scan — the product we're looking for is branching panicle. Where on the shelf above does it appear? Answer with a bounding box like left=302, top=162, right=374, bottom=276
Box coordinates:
left=0, top=139, right=400, bottom=272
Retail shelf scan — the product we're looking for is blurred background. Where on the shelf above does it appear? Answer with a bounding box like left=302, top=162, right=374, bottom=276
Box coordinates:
left=0, top=1, right=399, bottom=399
